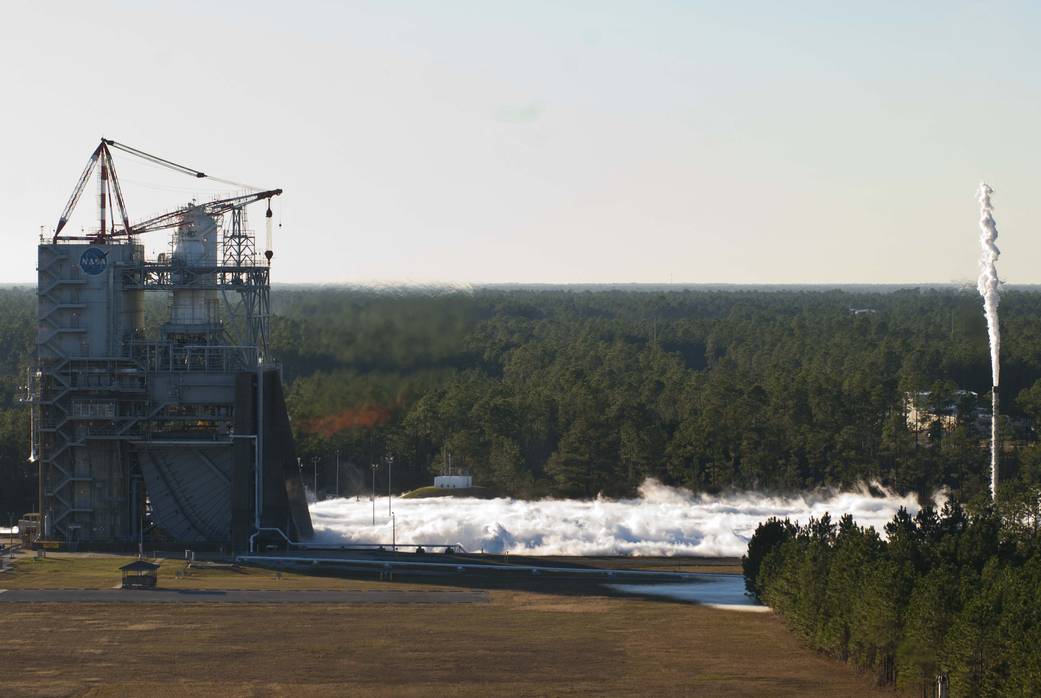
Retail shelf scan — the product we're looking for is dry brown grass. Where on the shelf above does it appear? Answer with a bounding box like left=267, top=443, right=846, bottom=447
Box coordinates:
left=0, top=554, right=897, bottom=696
left=1, top=592, right=896, bottom=695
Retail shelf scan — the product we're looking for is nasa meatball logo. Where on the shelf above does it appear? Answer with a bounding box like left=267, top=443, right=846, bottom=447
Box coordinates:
left=80, top=247, right=108, bottom=275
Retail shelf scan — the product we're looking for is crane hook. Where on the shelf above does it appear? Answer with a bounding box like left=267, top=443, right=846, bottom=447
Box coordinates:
left=264, top=198, right=274, bottom=265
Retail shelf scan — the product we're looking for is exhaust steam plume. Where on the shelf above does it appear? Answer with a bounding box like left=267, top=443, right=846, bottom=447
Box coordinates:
left=977, top=182, right=1001, bottom=499
left=310, top=480, right=926, bottom=558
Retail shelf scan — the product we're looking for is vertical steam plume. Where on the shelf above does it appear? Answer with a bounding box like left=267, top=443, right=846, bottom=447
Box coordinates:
left=977, top=183, right=1001, bottom=500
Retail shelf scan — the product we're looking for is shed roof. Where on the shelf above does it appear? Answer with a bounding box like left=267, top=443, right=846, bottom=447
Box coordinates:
left=120, top=559, right=160, bottom=572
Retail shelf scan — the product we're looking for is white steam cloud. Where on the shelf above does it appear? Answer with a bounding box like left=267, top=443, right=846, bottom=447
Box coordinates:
left=977, top=182, right=1001, bottom=386
left=977, top=182, right=1001, bottom=498
left=310, top=479, right=923, bottom=558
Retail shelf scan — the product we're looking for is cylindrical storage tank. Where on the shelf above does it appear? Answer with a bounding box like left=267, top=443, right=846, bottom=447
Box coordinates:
left=170, top=208, right=219, bottom=326
left=121, top=290, right=145, bottom=339
left=120, top=244, right=146, bottom=341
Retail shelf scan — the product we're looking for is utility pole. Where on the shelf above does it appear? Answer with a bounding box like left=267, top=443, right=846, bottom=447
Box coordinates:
left=387, top=454, right=393, bottom=516
left=370, top=462, right=379, bottom=526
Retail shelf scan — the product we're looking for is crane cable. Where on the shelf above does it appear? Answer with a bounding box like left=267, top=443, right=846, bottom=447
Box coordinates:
left=105, top=139, right=262, bottom=192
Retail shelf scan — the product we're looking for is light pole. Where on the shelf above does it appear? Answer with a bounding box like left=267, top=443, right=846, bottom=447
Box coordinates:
left=335, top=448, right=340, bottom=498
left=312, top=456, right=319, bottom=500
left=391, top=511, right=396, bottom=553
left=370, top=462, right=379, bottom=526
left=387, top=455, right=393, bottom=516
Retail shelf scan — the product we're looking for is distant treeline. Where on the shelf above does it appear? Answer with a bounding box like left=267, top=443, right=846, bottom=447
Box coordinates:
left=742, top=495, right=1041, bottom=694
left=276, top=286, right=1041, bottom=501
left=6, top=286, right=1041, bottom=519
left=0, top=287, right=39, bottom=526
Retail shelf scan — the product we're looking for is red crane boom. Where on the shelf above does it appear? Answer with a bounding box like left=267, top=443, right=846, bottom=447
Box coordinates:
left=52, top=138, right=280, bottom=243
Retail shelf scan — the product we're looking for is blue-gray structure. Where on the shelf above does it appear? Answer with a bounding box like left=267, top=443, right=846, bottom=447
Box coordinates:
left=30, top=206, right=312, bottom=550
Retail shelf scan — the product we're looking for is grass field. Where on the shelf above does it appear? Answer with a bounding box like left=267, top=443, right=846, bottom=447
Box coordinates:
left=540, top=555, right=744, bottom=575
left=0, top=552, right=426, bottom=591
left=400, top=486, right=498, bottom=499
left=0, top=553, right=893, bottom=696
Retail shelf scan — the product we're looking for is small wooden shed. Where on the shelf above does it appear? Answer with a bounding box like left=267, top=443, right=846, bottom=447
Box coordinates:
left=120, top=559, right=160, bottom=589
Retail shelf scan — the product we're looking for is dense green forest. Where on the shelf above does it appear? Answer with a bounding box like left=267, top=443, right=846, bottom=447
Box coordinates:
left=0, top=286, right=39, bottom=527
left=742, top=494, right=1041, bottom=695
left=275, top=286, right=1041, bottom=503
left=5, top=285, right=1041, bottom=522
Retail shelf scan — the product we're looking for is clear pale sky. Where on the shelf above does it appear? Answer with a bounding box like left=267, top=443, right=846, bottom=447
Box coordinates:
left=3, top=1, right=1040, bottom=285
